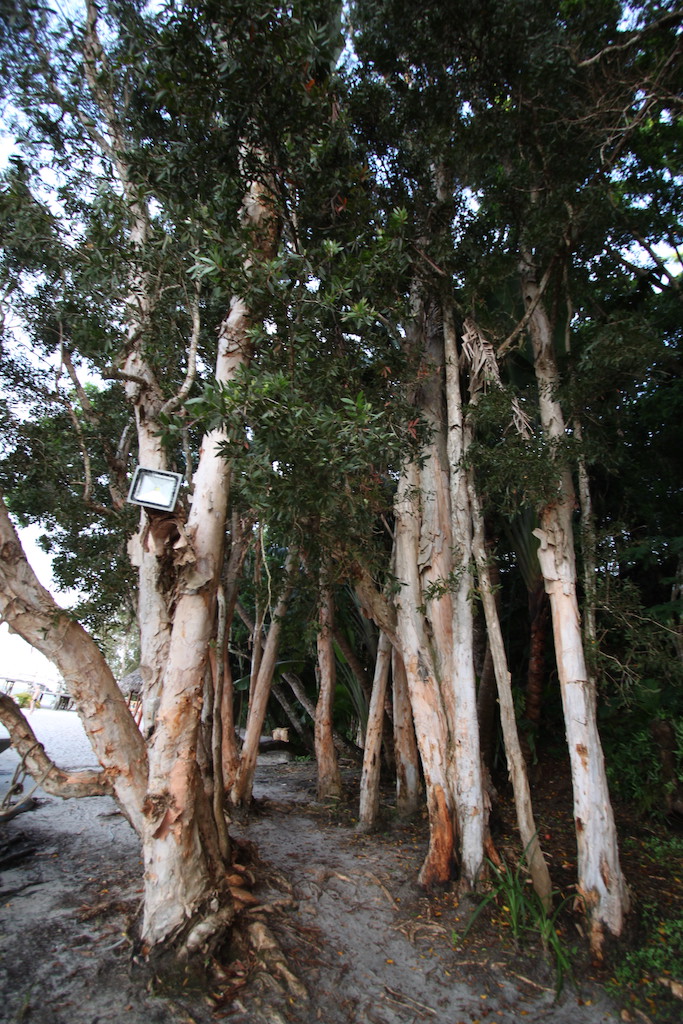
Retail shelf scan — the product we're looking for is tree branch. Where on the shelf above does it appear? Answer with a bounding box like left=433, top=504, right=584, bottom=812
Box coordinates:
left=349, top=559, right=398, bottom=647
left=102, top=367, right=149, bottom=386
left=497, top=257, right=557, bottom=357
left=0, top=494, right=148, bottom=825
left=59, top=343, right=128, bottom=507
left=576, top=8, right=683, bottom=68
left=0, top=694, right=113, bottom=799
left=161, top=282, right=202, bottom=416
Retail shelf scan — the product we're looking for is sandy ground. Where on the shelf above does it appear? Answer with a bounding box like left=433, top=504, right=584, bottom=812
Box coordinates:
left=0, top=710, right=621, bottom=1024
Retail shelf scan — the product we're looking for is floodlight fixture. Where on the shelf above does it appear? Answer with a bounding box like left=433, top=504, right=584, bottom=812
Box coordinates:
left=127, top=466, right=183, bottom=512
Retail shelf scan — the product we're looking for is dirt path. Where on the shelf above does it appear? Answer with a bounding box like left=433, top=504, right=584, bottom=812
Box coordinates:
left=0, top=711, right=620, bottom=1024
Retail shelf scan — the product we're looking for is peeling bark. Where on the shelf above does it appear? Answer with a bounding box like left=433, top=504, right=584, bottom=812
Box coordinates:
left=394, top=462, right=458, bottom=885
left=523, top=255, right=628, bottom=943
left=0, top=693, right=113, bottom=800
left=391, top=648, right=422, bottom=816
left=0, top=497, right=148, bottom=828
left=358, top=631, right=392, bottom=827
left=138, top=168, right=280, bottom=947
left=467, top=473, right=552, bottom=909
left=442, top=301, right=485, bottom=888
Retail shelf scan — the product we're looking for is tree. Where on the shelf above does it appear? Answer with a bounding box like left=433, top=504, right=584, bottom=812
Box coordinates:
left=0, top=0, right=345, bottom=955
left=351, top=0, right=679, bottom=944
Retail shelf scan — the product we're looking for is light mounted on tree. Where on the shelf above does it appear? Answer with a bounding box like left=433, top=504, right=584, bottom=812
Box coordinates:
left=127, top=467, right=183, bottom=513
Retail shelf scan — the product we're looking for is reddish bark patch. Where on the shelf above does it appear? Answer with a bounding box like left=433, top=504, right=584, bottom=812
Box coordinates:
left=418, top=784, right=456, bottom=887
left=576, top=743, right=589, bottom=768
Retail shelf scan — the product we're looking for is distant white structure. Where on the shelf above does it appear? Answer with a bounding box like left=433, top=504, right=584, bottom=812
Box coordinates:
left=1, top=674, right=70, bottom=709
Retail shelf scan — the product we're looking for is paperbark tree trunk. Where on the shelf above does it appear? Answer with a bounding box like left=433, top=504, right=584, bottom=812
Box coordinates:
left=467, top=472, right=552, bottom=908
left=522, top=255, right=629, bottom=948
left=138, top=167, right=280, bottom=947
left=391, top=648, right=422, bottom=816
left=315, top=584, right=343, bottom=801
left=0, top=691, right=113, bottom=801
left=358, top=630, right=392, bottom=827
left=230, top=550, right=297, bottom=807
left=442, top=302, right=485, bottom=888
left=388, top=289, right=488, bottom=889
left=394, top=461, right=457, bottom=885
left=84, top=1, right=172, bottom=736
left=4, top=3, right=280, bottom=946
left=0, top=498, right=148, bottom=827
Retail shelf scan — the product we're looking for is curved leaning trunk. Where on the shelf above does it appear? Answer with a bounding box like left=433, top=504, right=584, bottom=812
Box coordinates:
left=0, top=498, right=148, bottom=828
left=0, top=693, right=113, bottom=803
left=523, top=260, right=629, bottom=947
left=467, top=472, right=552, bottom=909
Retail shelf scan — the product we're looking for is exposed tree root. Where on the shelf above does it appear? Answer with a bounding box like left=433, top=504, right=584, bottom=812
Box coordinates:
left=134, top=829, right=307, bottom=1018
left=246, top=919, right=309, bottom=1002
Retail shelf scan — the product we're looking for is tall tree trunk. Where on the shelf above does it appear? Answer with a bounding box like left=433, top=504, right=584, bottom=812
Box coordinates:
left=391, top=648, right=422, bottom=816
left=315, top=584, right=343, bottom=800
left=140, top=165, right=280, bottom=947
left=283, top=671, right=358, bottom=760
left=389, top=287, right=487, bottom=889
left=230, top=550, right=297, bottom=807
left=442, top=302, right=485, bottom=888
left=358, top=631, right=392, bottom=828
left=394, top=462, right=458, bottom=885
left=522, top=256, right=629, bottom=948
left=467, top=472, right=553, bottom=908
left=140, top=307, right=247, bottom=944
